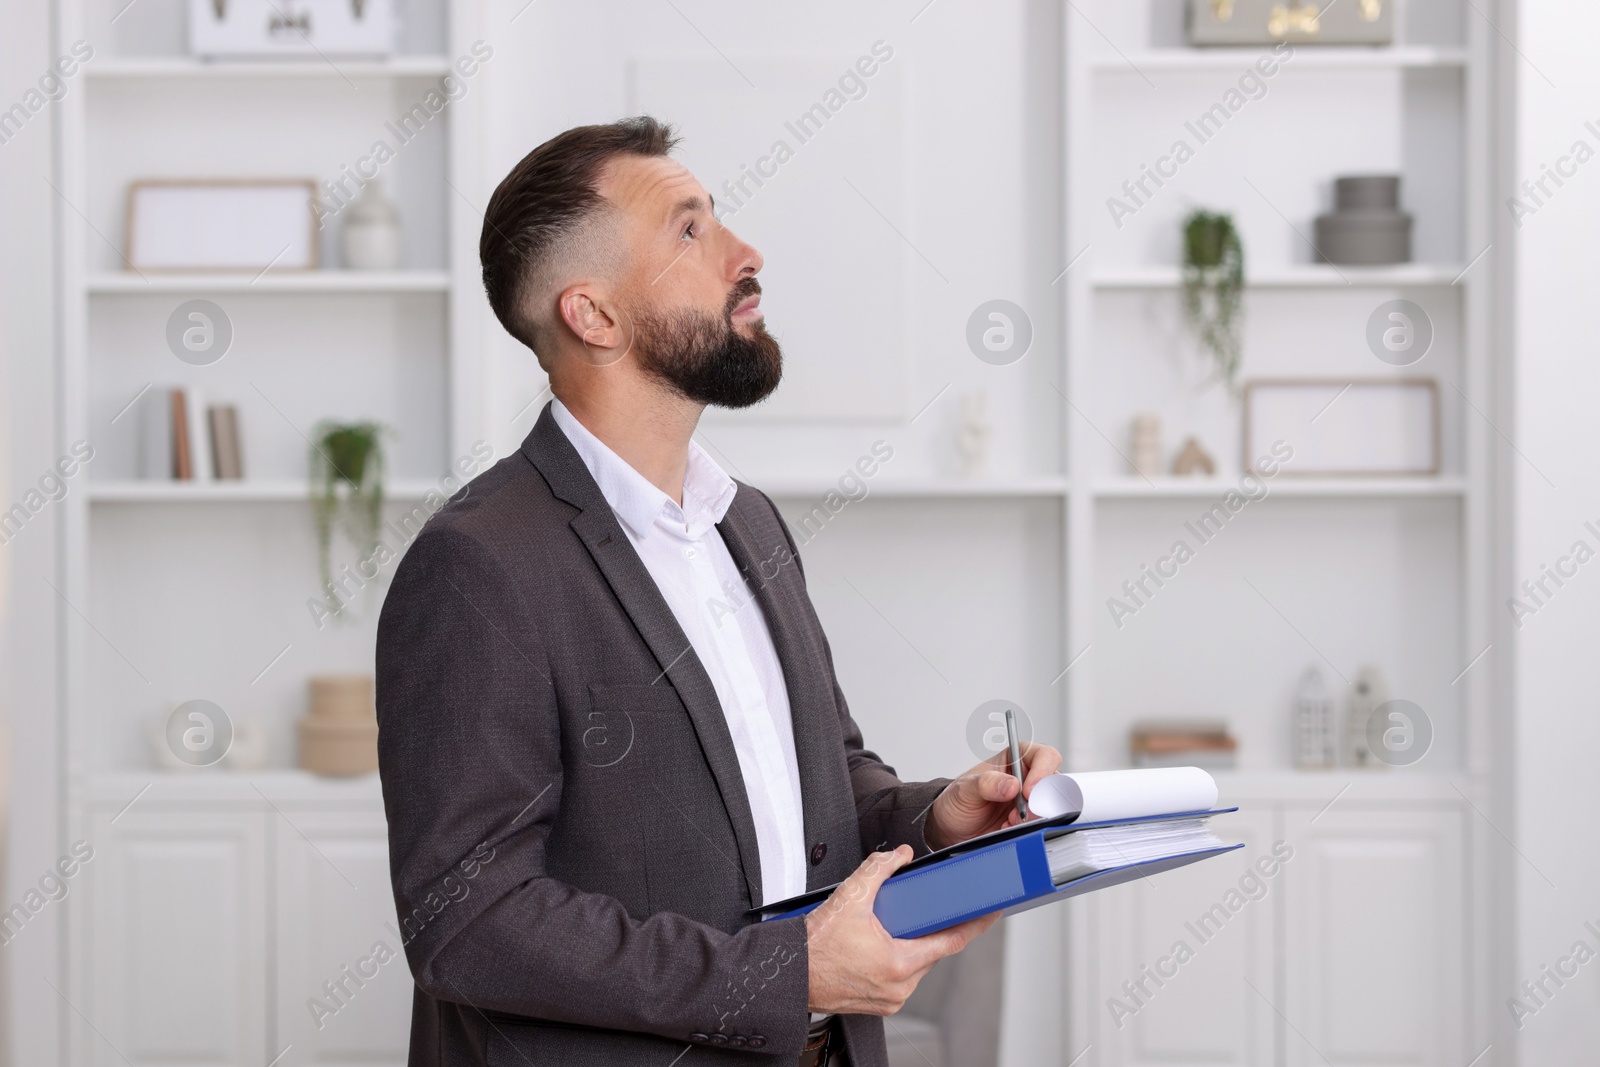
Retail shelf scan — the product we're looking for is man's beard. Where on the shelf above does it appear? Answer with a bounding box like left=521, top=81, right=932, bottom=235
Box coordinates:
left=633, top=279, right=782, bottom=409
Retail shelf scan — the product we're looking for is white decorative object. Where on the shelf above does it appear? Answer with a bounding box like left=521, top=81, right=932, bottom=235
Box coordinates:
left=1343, top=665, right=1389, bottom=768
left=955, top=390, right=993, bottom=477
left=128, top=180, right=318, bottom=272
left=341, top=181, right=402, bottom=270
left=188, top=0, right=396, bottom=58
left=1293, top=666, right=1337, bottom=769
left=224, top=716, right=269, bottom=771
left=148, top=713, right=194, bottom=771
left=1130, top=413, right=1163, bottom=478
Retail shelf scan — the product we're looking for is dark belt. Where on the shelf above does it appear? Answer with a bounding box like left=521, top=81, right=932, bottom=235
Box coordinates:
left=798, top=1015, right=843, bottom=1067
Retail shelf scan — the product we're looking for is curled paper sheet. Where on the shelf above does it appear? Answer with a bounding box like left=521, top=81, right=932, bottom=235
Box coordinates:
left=1028, top=767, right=1219, bottom=824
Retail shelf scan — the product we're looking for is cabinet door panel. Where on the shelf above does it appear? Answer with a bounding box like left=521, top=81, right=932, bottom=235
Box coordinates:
left=85, top=809, right=268, bottom=1067
left=1092, top=805, right=1277, bottom=1067
left=274, top=808, right=411, bottom=1067
left=1282, top=805, right=1465, bottom=1067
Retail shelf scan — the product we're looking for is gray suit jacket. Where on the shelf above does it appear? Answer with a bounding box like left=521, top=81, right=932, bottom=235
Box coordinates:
left=376, top=404, right=950, bottom=1065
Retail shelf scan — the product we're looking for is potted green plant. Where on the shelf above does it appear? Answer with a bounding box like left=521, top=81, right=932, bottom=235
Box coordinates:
left=309, top=420, right=388, bottom=617
left=1181, top=209, right=1245, bottom=395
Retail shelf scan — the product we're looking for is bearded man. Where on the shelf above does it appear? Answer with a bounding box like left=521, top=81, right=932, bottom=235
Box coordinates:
left=375, top=116, right=1060, bottom=1067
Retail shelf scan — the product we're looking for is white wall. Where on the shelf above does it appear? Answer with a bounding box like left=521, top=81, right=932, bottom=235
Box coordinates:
left=1510, top=0, right=1600, bottom=1060
left=1, top=3, right=66, bottom=1065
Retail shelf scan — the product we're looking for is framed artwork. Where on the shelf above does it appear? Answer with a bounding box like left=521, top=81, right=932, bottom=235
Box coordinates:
left=1243, top=378, right=1440, bottom=476
left=188, top=0, right=395, bottom=57
left=126, top=179, right=319, bottom=272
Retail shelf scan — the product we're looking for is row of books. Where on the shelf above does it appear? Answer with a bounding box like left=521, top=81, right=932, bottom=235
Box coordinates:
left=139, top=387, right=244, bottom=481
left=1130, top=720, right=1238, bottom=770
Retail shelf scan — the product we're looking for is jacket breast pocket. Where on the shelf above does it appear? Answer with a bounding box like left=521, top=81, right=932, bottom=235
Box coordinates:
left=577, top=682, right=688, bottom=770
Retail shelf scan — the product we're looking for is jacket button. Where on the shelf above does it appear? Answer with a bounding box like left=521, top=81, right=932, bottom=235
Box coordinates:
left=689, top=1033, right=708, bottom=1042
left=729, top=1035, right=747, bottom=1046
left=748, top=1036, right=766, bottom=1049
left=810, top=842, right=827, bottom=866
left=707, top=1033, right=728, bottom=1046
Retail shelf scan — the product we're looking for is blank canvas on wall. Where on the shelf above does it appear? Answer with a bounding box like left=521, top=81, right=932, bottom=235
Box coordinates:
left=629, top=55, right=909, bottom=422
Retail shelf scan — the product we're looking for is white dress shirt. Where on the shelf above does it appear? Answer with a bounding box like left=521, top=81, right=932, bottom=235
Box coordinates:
left=551, top=399, right=810, bottom=906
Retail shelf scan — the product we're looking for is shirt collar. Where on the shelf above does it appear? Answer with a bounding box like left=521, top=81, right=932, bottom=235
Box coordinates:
left=550, top=398, right=737, bottom=541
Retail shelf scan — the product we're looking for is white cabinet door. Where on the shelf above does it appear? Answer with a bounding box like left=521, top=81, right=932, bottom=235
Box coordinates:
left=1282, top=805, right=1466, bottom=1067
left=1090, top=804, right=1278, bottom=1067
left=273, top=808, right=411, bottom=1067
left=84, top=808, right=268, bottom=1067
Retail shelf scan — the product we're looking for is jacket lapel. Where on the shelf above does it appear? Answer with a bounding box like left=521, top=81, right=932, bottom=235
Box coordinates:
left=716, top=495, right=853, bottom=893
left=520, top=404, right=766, bottom=905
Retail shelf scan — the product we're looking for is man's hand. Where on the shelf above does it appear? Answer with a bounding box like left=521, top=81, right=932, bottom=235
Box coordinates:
left=805, top=846, right=999, bottom=1015
left=924, top=741, right=1063, bottom=852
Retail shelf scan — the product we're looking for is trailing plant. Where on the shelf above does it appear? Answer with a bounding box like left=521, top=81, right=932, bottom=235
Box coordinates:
left=1181, top=209, right=1245, bottom=395
left=309, top=420, right=388, bottom=618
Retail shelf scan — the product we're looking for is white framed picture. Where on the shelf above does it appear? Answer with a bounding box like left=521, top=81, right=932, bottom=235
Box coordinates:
left=188, top=0, right=395, bottom=58
left=1243, top=378, right=1440, bottom=476
left=127, top=179, right=319, bottom=272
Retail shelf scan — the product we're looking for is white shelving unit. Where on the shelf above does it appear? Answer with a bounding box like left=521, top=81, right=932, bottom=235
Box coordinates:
left=1092, top=476, right=1470, bottom=498
left=54, top=0, right=488, bottom=1063
left=86, top=56, right=457, bottom=78
left=1089, top=45, right=1470, bottom=70
left=87, top=479, right=448, bottom=502
left=87, top=270, right=453, bottom=293
left=1062, top=2, right=1496, bottom=1063
left=1092, top=262, right=1470, bottom=288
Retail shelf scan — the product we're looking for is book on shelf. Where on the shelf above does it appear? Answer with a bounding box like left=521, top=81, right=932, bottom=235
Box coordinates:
left=208, top=404, right=244, bottom=480
left=1131, top=720, right=1238, bottom=770
left=185, top=387, right=212, bottom=481
left=138, top=389, right=244, bottom=482
left=753, top=767, right=1239, bottom=938
left=170, top=388, right=194, bottom=480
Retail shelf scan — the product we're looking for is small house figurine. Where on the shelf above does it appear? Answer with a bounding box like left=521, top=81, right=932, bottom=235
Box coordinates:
left=1171, top=436, right=1216, bottom=476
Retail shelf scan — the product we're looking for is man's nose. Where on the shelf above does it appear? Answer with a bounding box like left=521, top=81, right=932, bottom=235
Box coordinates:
left=726, top=231, right=763, bottom=279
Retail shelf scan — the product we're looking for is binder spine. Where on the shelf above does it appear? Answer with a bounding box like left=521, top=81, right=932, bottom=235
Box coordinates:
left=875, top=834, right=1056, bottom=939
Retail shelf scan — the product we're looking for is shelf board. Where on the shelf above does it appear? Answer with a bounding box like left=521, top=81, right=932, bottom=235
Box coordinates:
left=1095, top=477, right=1467, bottom=499
left=1091, top=46, right=1469, bottom=72
left=761, top=476, right=1069, bottom=499
left=87, top=56, right=453, bottom=80
left=93, top=478, right=1071, bottom=504
left=89, top=479, right=443, bottom=503
left=87, top=271, right=451, bottom=294
left=1208, top=769, right=1482, bottom=804
left=80, top=767, right=1481, bottom=807
left=86, top=770, right=383, bottom=807
left=1093, top=264, right=1467, bottom=289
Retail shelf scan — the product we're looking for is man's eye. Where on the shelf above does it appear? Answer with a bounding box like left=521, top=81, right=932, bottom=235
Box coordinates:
left=682, top=222, right=697, bottom=240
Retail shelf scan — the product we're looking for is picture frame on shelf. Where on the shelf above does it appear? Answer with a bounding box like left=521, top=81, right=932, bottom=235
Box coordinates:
left=188, top=0, right=396, bottom=58
left=126, top=179, right=319, bottom=272
left=1243, top=378, right=1440, bottom=476
left=1186, top=0, right=1395, bottom=47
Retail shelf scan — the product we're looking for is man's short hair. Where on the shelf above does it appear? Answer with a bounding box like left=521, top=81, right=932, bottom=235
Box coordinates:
left=480, top=116, right=679, bottom=358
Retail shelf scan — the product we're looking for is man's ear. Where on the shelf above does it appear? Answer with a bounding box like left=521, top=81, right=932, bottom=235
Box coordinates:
left=557, top=285, right=630, bottom=367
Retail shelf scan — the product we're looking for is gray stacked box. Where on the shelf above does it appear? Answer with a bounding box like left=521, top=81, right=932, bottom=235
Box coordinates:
left=1315, top=175, right=1412, bottom=265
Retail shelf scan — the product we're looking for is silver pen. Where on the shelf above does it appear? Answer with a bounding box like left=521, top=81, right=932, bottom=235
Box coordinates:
left=1005, top=707, right=1028, bottom=819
